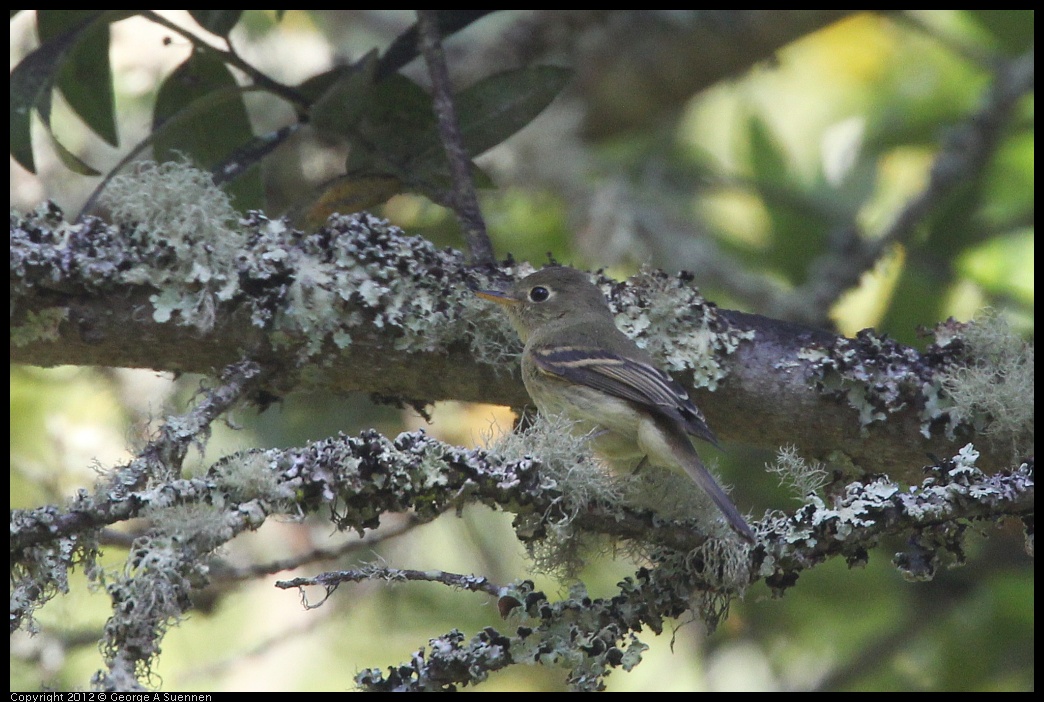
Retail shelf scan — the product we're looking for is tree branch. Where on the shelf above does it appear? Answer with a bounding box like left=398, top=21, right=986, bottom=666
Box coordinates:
left=276, top=565, right=504, bottom=609
left=11, top=203, right=1024, bottom=476
left=416, top=9, right=496, bottom=266
left=11, top=403, right=1031, bottom=687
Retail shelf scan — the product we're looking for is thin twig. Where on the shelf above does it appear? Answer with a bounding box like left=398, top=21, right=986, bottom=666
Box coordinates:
left=276, top=564, right=504, bottom=610
left=276, top=564, right=504, bottom=597
left=141, top=10, right=307, bottom=107
left=211, top=513, right=429, bottom=582
left=416, top=10, right=496, bottom=266
left=9, top=360, right=263, bottom=554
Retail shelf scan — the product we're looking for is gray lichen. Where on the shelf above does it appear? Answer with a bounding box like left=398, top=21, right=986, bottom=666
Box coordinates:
left=935, top=312, right=1034, bottom=457
left=12, top=408, right=1031, bottom=690
left=11, top=163, right=497, bottom=369
left=757, top=443, right=1032, bottom=594
left=10, top=306, right=69, bottom=347
left=607, top=268, right=754, bottom=390
left=798, top=328, right=930, bottom=434
left=793, top=313, right=1033, bottom=456
left=101, top=161, right=245, bottom=331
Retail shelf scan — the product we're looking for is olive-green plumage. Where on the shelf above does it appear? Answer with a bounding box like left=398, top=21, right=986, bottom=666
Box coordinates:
left=476, top=266, right=755, bottom=543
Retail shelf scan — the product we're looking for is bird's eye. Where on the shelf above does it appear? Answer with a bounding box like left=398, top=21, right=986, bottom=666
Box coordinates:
left=528, top=286, right=551, bottom=303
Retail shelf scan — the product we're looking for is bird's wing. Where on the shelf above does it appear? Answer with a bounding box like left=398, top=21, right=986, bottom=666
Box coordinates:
left=529, top=344, right=719, bottom=446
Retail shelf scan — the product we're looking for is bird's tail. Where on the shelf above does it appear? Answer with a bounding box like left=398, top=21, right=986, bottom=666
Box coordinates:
left=672, top=435, right=756, bottom=544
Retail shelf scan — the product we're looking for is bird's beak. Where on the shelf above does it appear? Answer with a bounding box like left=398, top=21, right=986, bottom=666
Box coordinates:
left=473, top=288, right=519, bottom=306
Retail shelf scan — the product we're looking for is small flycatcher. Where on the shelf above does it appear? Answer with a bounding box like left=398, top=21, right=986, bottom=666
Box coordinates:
left=475, top=266, right=755, bottom=543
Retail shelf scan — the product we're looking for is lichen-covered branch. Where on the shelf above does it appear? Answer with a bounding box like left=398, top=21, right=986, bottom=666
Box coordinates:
left=10, top=359, right=264, bottom=687
left=276, top=564, right=504, bottom=609
left=11, top=189, right=1027, bottom=476
left=11, top=407, right=1031, bottom=689
left=351, top=442, right=1031, bottom=691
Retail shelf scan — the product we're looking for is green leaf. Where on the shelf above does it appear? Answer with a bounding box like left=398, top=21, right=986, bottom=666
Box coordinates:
left=153, top=49, right=244, bottom=158
left=46, top=130, right=101, bottom=175
left=748, top=115, right=791, bottom=186
left=188, top=10, right=244, bottom=38
left=308, top=50, right=379, bottom=138
left=443, top=65, right=571, bottom=159
left=152, top=48, right=262, bottom=209
left=451, top=66, right=570, bottom=181
left=964, top=10, right=1035, bottom=54
left=10, top=12, right=97, bottom=172
left=351, top=73, right=439, bottom=173
left=350, top=66, right=571, bottom=197
left=37, top=10, right=121, bottom=148
left=296, top=66, right=351, bottom=104
left=747, top=115, right=831, bottom=284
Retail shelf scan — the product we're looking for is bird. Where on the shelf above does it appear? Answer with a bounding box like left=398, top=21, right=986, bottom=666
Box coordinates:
left=474, top=266, right=755, bottom=543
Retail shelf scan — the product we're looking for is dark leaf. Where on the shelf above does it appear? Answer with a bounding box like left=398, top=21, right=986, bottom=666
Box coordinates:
left=350, top=66, right=569, bottom=198
left=188, top=10, right=244, bottom=38
left=377, top=10, right=498, bottom=80
left=418, top=65, right=572, bottom=168
left=964, top=10, right=1035, bottom=54
left=10, top=12, right=98, bottom=172
left=748, top=115, right=828, bottom=283
left=46, top=130, right=101, bottom=175
left=296, top=173, right=406, bottom=229
left=296, top=65, right=353, bottom=104
left=352, top=73, right=439, bottom=174
left=153, top=48, right=262, bottom=209
left=37, top=10, right=123, bottom=148
left=309, top=50, right=380, bottom=138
